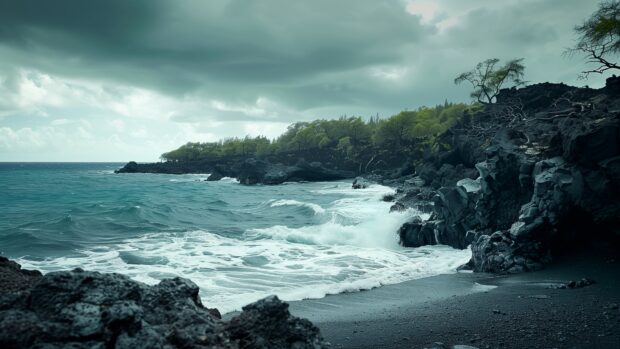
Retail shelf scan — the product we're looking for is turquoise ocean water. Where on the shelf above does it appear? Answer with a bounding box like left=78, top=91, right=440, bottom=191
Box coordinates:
left=0, top=162, right=470, bottom=312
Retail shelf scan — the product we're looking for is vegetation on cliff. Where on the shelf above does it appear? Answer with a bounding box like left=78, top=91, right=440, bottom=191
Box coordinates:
left=148, top=0, right=618, bottom=179
left=568, top=0, right=620, bottom=77
left=161, top=102, right=476, bottom=166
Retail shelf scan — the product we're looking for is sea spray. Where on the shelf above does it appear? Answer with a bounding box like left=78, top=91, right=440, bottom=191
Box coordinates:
left=4, top=163, right=472, bottom=313
left=18, top=231, right=471, bottom=313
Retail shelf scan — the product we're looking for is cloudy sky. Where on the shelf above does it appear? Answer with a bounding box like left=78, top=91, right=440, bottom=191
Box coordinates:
left=0, top=0, right=606, bottom=162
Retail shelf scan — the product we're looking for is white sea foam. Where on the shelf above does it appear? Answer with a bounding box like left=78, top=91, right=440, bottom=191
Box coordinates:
left=18, top=231, right=471, bottom=313
left=219, top=177, right=240, bottom=183
left=17, top=181, right=471, bottom=313
left=168, top=173, right=212, bottom=182
left=269, top=199, right=326, bottom=215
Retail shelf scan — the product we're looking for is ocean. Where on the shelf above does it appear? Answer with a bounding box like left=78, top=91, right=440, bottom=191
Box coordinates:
left=0, top=162, right=471, bottom=313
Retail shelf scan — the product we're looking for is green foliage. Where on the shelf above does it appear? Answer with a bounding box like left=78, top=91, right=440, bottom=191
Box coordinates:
left=454, top=58, right=526, bottom=104
left=569, top=0, right=620, bottom=76
left=160, top=103, right=473, bottom=165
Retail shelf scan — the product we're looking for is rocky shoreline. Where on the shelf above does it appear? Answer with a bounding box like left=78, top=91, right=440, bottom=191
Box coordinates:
left=361, top=76, right=620, bottom=274
left=18, top=78, right=615, bottom=348
left=116, top=155, right=355, bottom=186
left=0, top=257, right=327, bottom=349
left=116, top=77, right=620, bottom=275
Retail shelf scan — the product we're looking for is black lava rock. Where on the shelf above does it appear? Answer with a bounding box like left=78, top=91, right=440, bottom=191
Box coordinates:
left=0, top=268, right=327, bottom=349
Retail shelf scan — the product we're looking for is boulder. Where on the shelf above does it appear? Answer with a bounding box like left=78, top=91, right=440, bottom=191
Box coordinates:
left=0, top=257, right=42, bottom=294
left=206, top=171, right=224, bottom=181
left=470, top=230, right=550, bottom=273
left=224, top=296, right=324, bottom=349
left=0, top=268, right=327, bottom=349
left=115, top=161, right=139, bottom=173
left=399, top=218, right=437, bottom=247
left=352, top=177, right=372, bottom=189
left=390, top=202, right=407, bottom=212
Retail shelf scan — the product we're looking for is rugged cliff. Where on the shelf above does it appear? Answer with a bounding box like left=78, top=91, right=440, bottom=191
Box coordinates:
left=392, top=77, right=620, bottom=273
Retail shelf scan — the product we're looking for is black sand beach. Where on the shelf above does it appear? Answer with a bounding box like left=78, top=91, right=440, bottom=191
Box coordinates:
left=288, top=252, right=620, bottom=349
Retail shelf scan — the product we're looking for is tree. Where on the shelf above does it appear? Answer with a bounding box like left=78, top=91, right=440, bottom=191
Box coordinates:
left=291, top=125, right=319, bottom=151
left=336, top=136, right=352, bottom=156
left=454, top=58, right=526, bottom=104
left=374, top=112, right=415, bottom=151
left=159, top=102, right=472, bottom=168
left=568, top=0, right=620, bottom=77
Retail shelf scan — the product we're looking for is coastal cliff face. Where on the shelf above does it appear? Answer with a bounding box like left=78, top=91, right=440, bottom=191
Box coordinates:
left=394, top=77, right=620, bottom=273
left=0, top=259, right=327, bottom=349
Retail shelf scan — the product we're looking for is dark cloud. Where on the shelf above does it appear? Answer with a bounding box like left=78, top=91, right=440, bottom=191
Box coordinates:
left=0, top=0, right=427, bottom=97
left=0, top=0, right=610, bottom=161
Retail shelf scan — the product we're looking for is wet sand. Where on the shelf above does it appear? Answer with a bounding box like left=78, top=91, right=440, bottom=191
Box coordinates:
left=288, top=253, right=620, bottom=348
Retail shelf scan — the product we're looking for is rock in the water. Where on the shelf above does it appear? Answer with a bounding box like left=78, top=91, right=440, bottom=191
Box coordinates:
left=206, top=171, right=224, bottom=181
left=390, top=202, right=407, bottom=212
left=0, top=268, right=327, bottom=349
left=399, top=218, right=437, bottom=247
left=382, top=193, right=396, bottom=202
left=115, top=161, right=139, bottom=173
left=352, top=177, right=372, bottom=189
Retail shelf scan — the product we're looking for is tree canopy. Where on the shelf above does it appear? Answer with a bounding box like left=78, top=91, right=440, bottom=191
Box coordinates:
left=160, top=102, right=473, bottom=166
left=569, top=0, right=620, bottom=77
left=454, top=58, right=526, bottom=104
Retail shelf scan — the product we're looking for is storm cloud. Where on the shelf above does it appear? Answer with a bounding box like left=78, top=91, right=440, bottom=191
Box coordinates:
left=0, top=0, right=605, bottom=161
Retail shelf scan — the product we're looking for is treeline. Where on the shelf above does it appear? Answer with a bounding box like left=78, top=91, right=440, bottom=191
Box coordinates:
left=161, top=102, right=476, bottom=162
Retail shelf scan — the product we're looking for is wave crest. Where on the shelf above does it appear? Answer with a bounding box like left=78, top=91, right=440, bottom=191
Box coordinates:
left=269, top=199, right=326, bottom=215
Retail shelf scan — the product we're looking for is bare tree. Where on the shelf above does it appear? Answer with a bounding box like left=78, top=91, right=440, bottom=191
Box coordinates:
left=454, top=58, right=526, bottom=104
left=567, top=0, right=620, bottom=78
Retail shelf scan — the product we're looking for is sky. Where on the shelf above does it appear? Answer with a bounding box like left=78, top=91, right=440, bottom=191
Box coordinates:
left=0, top=0, right=607, bottom=162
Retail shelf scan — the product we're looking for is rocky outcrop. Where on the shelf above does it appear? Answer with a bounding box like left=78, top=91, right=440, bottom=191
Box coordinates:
left=236, top=158, right=353, bottom=185
left=117, top=157, right=353, bottom=185
left=0, top=257, right=42, bottom=294
left=395, top=79, right=620, bottom=274
left=0, top=267, right=327, bottom=349
left=399, top=218, right=437, bottom=247
left=206, top=171, right=224, bottom=181
left=224, top=296, right=324, bottom=349
left=352, top=175, right=382, bottom=189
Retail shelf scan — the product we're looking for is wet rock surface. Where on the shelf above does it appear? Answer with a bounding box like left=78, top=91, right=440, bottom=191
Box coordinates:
left=383, top=80, right=620, bottom=273
left=0, top=267, right=327, bottom=349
